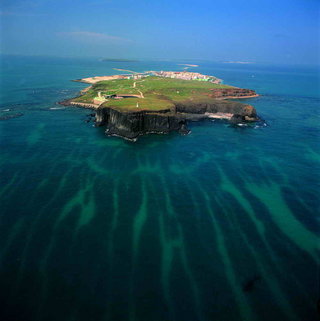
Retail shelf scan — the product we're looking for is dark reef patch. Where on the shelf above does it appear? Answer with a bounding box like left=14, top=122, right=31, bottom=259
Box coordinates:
left=0, top=112, right=24, bottom=121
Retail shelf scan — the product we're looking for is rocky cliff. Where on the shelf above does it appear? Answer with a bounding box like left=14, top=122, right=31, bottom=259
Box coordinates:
left=95, top=99, right=259, bottom=141
left=174, top=99, right=257, bottom=116
left=96, top=108, right=189, bottom=140
left=210, top=88, right=258, bottom=99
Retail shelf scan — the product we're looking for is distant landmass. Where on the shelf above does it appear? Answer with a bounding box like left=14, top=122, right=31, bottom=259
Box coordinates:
left=223, top=61, right=255, bottom=64
left=61, top=71, right=259, bottom=141
left=101, top=58, right=138, bottom=62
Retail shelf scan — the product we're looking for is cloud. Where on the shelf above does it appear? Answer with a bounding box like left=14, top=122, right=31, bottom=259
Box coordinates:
left=58, top=31, right=131, bottom=43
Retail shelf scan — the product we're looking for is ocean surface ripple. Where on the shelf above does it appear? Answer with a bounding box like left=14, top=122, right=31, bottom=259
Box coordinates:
left=0, top=56, right=319, bottom=321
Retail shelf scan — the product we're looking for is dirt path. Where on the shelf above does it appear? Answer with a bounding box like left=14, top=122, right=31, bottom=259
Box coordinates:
left=132, top=81, right=144, bottom=98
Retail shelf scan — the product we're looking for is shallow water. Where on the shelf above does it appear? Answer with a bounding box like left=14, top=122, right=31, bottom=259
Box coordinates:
left=0, top=56, right=319, bottom=321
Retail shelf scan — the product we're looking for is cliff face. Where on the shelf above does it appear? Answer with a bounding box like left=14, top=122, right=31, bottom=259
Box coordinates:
left=96, top=108, right=188, bottom=140
left=174, top=100, right=257, bottom=117
left=95, top=99, right=258, bottom=140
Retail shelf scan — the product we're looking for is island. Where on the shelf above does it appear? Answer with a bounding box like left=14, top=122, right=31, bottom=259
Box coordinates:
left=101, top=58, right=139, bottom=62
left=60, top=71, right=259, bottom=141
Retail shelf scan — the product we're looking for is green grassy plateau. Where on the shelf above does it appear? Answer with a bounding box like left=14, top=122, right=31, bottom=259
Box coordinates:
left=73, top=76, right=232, bottom=111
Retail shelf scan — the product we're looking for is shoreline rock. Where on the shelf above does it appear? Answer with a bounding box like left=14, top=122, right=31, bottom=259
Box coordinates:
left=0, top=112, right=24, bottom=121
left=210, top=88, right=259, bottom=99
left=93, top=99, right=259, bottom=140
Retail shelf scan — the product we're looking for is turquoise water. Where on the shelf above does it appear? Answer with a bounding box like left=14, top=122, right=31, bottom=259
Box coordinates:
left=0, top=56, right=319, bottom=321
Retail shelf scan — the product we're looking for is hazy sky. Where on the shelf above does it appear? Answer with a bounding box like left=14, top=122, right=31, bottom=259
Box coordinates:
left=1, top=0, right=319, bottom=64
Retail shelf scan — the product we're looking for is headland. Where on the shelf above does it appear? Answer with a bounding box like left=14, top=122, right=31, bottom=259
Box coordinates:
left=61, top=71, right=259, bottom=141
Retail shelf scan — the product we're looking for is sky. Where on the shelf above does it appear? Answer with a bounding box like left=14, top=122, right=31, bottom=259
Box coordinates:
left=1, top=0, right=319, bottom=64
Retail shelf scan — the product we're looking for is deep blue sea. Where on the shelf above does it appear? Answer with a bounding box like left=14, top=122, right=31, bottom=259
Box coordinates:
left=0, top=56, right=319, bottom=321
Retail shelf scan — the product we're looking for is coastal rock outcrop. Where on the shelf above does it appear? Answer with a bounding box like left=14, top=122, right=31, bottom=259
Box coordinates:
left=174, top=100, right=257, bottom=117
left=96, top=108, right=188, bottom=140
left=95, top=99, right=258, bottom=140
left=210, top=88, right=258, bottom=99
left=0, top=112, right=24, bottom=121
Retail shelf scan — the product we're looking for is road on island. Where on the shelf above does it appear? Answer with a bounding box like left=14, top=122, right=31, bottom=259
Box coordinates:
left=133, top=81, right=145, bottom=98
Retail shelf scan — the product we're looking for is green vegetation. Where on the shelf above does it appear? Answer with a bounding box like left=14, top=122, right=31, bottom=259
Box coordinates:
left=74, top=76, right=233, bottom=111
